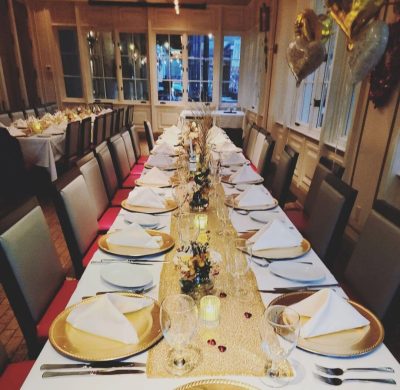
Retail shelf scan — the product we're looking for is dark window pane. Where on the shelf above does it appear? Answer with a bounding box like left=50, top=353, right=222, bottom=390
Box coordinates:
left=58, top=28, right=83, bottom=98
left=221, top=36, right=241, bottom=103
left=121, top=56, right=133, bottom=79
left=188, top=81, right=201, bottom=102
left=158, top=80, right=170, bottom=101
left=105, top=79, right=118, bottom=99
left=123, top=80, right=135, bottom=100
left=171, top=81, right=182, bottom=101
left=136, top=80, right=149, bottom=100
left=188, top=59, right=200, bottom=80
left=64, top=77, right=82, bottom=98
left=93, top=78, right=105, bottom=99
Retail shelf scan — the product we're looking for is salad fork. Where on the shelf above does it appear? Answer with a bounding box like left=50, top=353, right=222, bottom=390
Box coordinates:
left=314, top=373, right=396, bottom=386
left=316, top=364, right=394, bottom=376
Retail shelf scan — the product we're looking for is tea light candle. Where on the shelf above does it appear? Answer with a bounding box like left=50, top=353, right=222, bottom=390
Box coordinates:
left=194, top=214, right=208, bottom=231
left=199, top=295, right=220, bottom=328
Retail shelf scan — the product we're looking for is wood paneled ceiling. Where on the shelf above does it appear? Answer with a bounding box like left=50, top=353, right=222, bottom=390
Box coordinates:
left=86, top=0, right=252, bottom=6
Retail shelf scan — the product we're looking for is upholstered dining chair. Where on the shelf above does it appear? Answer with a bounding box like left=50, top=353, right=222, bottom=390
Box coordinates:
left=93, top=114, right=105, bottom=146
left=242, top=121, right=254, bottom=152
left=77, top=153, right=121, bottom=232
left=95, top=142, right=131, bottom=206
left=45, top=103, right=58, bottom=114
left=143, top=120, right=155, bottom=152
left=121, top=131, right=144, bottom=176
left=57, top=120, right=81, bottom=173
left=0, top=342, right=35, bottom=390
left=285, top=157, right=344, bottom=233
left=53, top=169, right=102, bottom=278
left=10, top=111, right=25, bottom=121
left=108, top=134, right=138, bottom=188
left=125, top=105, right=134, bottom=131
left=344, top=200, right=400, bottom=320
left=269, top=145, right=299, bottom=208
left=129, top=125, right=148, bottom=164
left=249, top=127, right=266, bottom=168
left=35, top=106, right=46, bottom=118
left=0, top=197, right=78, bottom=357
left=24, top=108, right=36, bottom=118
left=118, top=107, right=125, bottom=132
left=258, top=134, right=276, bottom=178
left=304, top=174, right=357, bottom=268
left=244, top=124, right=258, bottom=159
left=103, top=111, right=113, bottom=140
left=80, top=117, right=92, bottom=156
left=0, top=113, right=12, bottom=126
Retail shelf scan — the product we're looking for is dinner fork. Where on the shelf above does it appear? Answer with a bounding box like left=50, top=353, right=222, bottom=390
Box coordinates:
left=316, top=364, right=394, bottom=376
left=314, top=373, right=396, bottom=386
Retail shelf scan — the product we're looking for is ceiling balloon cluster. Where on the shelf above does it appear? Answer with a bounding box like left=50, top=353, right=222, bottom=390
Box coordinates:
left=287, top=0, right=392, bottom=90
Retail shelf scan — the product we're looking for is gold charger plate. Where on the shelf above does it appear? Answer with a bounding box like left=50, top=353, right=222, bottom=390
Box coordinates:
left=270, top=291, right=384, bottom=357
left=121, top=199, right=178, bottom=214
left=98, top=230, right=175, bottom=257
left=49, top=293, right=162, bottom=361
left=225, top=195, right=278, bottom=211
left=239, top=231, right=311, bottom=260
left=175, top=379, right=261, bottom=390
left=135, top=178, right=175, bottom=188
left=221, top=175, right=264, bottom=185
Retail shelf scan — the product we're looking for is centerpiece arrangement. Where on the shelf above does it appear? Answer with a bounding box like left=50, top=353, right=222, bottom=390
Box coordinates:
left=187, top=108, right=213, bottom=212
left=173, top=235, right=220, bottom=300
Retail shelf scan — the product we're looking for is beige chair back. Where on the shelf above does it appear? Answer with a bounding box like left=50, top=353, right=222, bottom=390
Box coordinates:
left=250, top=131, right=266, bottom=167
left=245, top=126, right=258, bottom=158
left=109, top=134, right=131, bottom=183
left=121, top=131, right=137, bottom=168
left=95, top=142, right=119, bottom=198
left=129, top=125, right=142, bottom=159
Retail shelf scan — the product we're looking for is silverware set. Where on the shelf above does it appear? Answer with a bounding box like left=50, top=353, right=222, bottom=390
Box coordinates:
left=314, top=364, right=396, bottom=386
left=258, top=283, right=340, bottom=293
left=41, top=362, right=146, bottom=378
left=91, top=258, right=169, bottom=266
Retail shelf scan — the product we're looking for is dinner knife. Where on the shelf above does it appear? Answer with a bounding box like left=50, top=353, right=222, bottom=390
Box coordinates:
left=40, top=362, right=146, bottom=370
left=42, top=369, right=145, bottom=378
left=258, top=283, right=339, bottom=293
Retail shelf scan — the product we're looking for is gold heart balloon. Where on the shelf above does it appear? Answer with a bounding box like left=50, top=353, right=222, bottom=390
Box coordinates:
left=326, top=0, right=384, bottom=40
left=287, top=37, right=326, bottom=87
left=295, top=9, right=322, bottom=42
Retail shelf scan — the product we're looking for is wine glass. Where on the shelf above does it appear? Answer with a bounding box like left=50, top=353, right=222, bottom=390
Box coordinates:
left=259, top=305, right=300, bottom=387
left=216, top=197, right=230, bottom=235
left=178, top=212, right=199, bottom=249
left=160, top=294, right=200, bottom=375
left=226, top=238, right=251, bottom=298
left=172, top=183, right=188, bottom=218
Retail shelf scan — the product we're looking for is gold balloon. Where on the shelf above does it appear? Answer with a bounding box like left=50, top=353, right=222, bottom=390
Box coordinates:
left=295, top=9, right=322, bottom=42
left=318, top=14, right=334, bottom=43
left=326, top=0, right=384, bottom=40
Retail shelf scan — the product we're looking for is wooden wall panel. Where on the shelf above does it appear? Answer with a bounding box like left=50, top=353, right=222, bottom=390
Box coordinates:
left=79, top=4, right=115, bottom=27
left=48, top=2, right=75, bottom=25
left=222, top=6, right=250, bottom=31
left=155, top=107, right=181, bottom=132
left=133, top=105, right=151, bottom=131
left=116, top=7, right=147, bottom=31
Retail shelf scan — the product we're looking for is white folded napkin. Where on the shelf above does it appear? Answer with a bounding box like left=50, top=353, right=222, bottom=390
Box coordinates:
left=107, top=223, right=162, bottom=248
left=211, top=132, right=228, bottom=145
left=290, top=289, right=370, bottom=338
left=164, top=125, right=181, bottom=134
left=140, top=167, right=170, bottom=186
left=236, top=185, right=274, bottom=207
left=230, top=165, right=262, bottom=184
left=214, top=141, right=241, bottom=153
left=14, top=118, right=27, bottom=128
left=7, top=127, right=26, bottom=137
left=247, top=219, right=302, bottom=251
left=152, top=142, right=176, bottom=155
left=127, top=187, right=165, bottom=208
left=67, top=294, right=152, bottom=344
left=221, top=152, right=246, bottom=166
left=147, top=154, right=175, bottom=168
left=229, top=209, right=265, bottom=233
left=42, top=121, right=67, bottom=135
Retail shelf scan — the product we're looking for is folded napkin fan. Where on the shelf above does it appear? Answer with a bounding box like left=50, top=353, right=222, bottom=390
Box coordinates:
left=7, top=127, right=26, bottom=137
left=127, top=187, right=165, bottom=209
left=67, top=294, right=153, bottom=344
left=230, top=165, right=262, bottom=184
left=107, top=223, right=162, bottom=248
left=222, top=152, right=246, bottom=166
left=236, top=185, right=274, bottom=207
left=211, top=132, right=229, bottom=145
left=164, top=125, right=181, bottom=134
left=140, top=167, right=170, bottom=186
left=147, top=154, right=175, bottom=167
left=290, top=289, right=370, bottom=338
left=247, top=219, right=302, bottom=251
left=152, top=142, right=176, bottom=155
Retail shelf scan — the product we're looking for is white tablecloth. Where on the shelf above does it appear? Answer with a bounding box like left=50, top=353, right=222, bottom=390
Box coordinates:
left=17, top=134, right=65, bottom=182
left=180, top=110, right=244, bottom=129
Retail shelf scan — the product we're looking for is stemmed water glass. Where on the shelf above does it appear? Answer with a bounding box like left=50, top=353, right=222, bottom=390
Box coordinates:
left=178, top=212, right=199, bottom=249
left=226, top=238, right=252, bottom=298
left=160, top=294, right=200, bottom=375
left=172, top=183, right=188, bottom=218
left=259, top=305, right=300, bottom=387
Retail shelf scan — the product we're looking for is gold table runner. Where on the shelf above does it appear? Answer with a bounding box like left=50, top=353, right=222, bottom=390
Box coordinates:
left=147, top=190, right=266, bottom=378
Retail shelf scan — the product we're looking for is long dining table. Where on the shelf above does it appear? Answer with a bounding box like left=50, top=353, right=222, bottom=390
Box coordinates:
left=21, top=129, right=400, bottom=390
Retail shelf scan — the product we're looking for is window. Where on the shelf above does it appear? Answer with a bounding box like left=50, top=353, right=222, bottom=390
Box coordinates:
left=120, top=33, right=149, bottom=101
left=156, top=34, right=183, bottom=101
left=187, top=35, right=214, bottom=102
left=58, top=29, right=82, bottom=98
left=221, top=36, right=241, bottom=103
left=87, top=30, right=118, bottom=99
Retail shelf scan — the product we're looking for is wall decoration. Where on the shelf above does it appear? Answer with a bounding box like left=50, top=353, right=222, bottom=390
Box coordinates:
left=369, top=20, right=400, bottom=107
left=348, top=20, right=389, bottom=84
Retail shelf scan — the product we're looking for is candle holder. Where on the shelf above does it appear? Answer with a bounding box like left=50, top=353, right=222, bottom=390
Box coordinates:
left=199, top=295, right=220, bottom=328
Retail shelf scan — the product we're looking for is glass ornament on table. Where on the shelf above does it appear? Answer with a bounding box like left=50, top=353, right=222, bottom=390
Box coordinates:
left=160, top=294, right=200, bottom=375
left=259, top=305, right=300, bottom=387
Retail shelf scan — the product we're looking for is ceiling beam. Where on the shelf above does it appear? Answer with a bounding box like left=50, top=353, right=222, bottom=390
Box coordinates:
left=88, top=0, right=207, bottom=9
